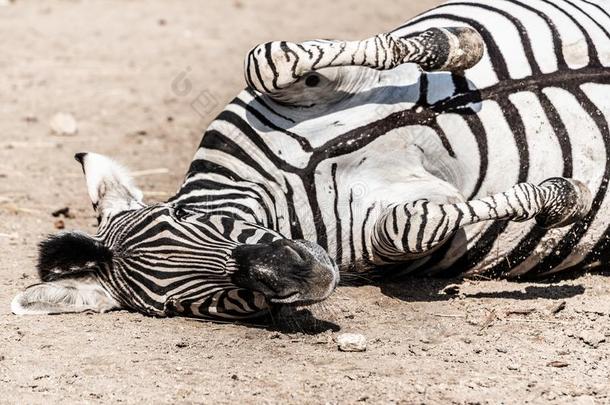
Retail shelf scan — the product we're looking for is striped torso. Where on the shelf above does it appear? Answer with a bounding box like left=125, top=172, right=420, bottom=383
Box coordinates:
left=173, top=0, right=610, bottom=278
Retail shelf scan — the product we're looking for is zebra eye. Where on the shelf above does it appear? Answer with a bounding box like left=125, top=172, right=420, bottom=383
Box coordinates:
left=173, top=205, right=189, bottom=221
left=304, top=74, right=320, bottom=87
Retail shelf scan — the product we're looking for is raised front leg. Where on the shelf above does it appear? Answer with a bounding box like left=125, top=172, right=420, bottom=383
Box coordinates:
left=371, top=178, right=592, bottom=264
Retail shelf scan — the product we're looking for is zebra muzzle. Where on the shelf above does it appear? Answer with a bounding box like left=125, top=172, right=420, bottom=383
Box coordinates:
left=231, top=239, right=339, bottom=306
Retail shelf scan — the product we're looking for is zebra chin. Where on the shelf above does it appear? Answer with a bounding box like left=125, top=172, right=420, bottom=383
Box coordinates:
left=230, top=239, right=339, bottom=307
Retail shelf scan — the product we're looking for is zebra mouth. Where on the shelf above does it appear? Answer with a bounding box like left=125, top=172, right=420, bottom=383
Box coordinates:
left=269, top=292, right=302, bottom=304
left=232, top=239, right=339, bottom=307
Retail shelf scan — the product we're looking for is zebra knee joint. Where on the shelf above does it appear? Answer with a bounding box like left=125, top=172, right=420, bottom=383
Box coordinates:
left=372, top=200, right=454, bottom=263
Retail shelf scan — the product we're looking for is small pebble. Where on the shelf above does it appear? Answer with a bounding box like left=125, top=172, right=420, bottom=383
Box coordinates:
left=52, top=207, right=75, bottom=219
left=549, top=300, right=566, bottom=315
left=49, top=112, right=77, bottom=135
left=337, top=333, right=367, bottom=352
left=579, top=330, right=606, bottom=348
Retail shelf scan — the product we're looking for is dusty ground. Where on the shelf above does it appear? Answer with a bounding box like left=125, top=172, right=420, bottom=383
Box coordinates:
left=0, top=0, right=609, bottom=403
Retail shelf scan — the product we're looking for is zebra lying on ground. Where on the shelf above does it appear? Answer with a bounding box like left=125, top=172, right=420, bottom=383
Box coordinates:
left=12, top=0, right=610, bottom=320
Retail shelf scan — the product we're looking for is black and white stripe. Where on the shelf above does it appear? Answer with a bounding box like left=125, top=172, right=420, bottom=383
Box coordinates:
left=185, top=0, right=609, bottom=279
left=93, top=205, right=275, bottom=318
left=21, top=0, right=606, bottom=320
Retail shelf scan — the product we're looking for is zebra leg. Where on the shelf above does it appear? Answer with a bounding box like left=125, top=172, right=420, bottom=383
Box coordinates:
left=246, top=27, right=484, bottom=97
left=371, top=178, right=592, bottom=264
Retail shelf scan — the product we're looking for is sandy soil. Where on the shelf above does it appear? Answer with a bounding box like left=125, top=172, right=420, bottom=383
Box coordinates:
left=0, top=1, right=609, bottom=403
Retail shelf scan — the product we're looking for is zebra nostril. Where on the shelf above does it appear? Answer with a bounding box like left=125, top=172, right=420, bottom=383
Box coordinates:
left=280, top=244, right=307, bottom=263
left=269, top=239, right=309, bottom=263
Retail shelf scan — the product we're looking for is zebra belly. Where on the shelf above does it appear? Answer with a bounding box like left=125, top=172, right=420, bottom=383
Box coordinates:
left=301, top=82, right=610, bottom=277
left=381, top=0, right=610, bottom=276
left=308, top=125, right=466, bottom=270
left=464, top=81, right=610, bottom=277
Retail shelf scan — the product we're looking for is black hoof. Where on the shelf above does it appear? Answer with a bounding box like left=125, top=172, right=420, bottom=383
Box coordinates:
left=535, top=178, right=592, bottom=229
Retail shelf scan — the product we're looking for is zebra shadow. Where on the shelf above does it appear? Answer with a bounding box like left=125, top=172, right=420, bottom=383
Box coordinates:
left=339, top=262, right=590, bottom=303
left=374, top=276, right=587, bottom=303
left=265, top=306, right=341, bottom=334
left=245, top=70, right=483, bottom=133
left=193, top=307, right=341, bottom=335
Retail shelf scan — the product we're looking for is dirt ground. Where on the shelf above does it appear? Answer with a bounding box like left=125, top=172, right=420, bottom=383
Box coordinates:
left=0, top=0, right=609, bottom=403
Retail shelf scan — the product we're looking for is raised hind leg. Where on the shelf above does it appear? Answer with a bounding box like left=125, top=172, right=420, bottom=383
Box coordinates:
left=371, top=178, right=592, bottom=264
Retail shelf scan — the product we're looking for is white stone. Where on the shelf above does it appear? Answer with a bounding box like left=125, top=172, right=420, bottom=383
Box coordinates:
left=337, top=333, right=367, bottom=352
left=49, top=112, right=78, bottom=135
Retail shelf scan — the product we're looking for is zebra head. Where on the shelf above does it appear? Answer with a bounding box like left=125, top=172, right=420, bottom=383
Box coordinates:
left=12, top=153, right=339, bottom=319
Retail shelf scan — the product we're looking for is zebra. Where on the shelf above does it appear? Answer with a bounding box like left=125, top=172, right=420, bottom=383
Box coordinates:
left=12, top=0, right=610, bottom=320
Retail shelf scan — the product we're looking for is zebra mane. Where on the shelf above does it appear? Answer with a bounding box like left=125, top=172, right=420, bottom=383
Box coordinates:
left=37, top=232, right=113, bottom=282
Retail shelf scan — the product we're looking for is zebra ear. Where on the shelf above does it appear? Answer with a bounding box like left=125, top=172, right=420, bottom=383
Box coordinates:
left=37, top=231, right=113, bottom=281
left=74, top=152, right=145, bottom=218
left=11, top=277, right=120, bottom=315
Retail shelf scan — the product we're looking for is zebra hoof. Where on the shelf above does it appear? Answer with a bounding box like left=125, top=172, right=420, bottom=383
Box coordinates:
left=535, top=178, right=592, bottom=229
left=439, top=27, right=485, bottom=71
